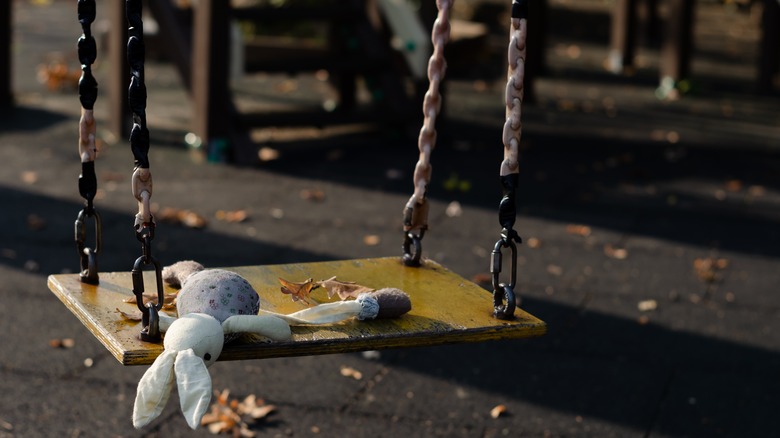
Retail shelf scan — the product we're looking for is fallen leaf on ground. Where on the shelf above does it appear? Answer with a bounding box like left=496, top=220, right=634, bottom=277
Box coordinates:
left=566, top=224, right=591, bottom=237
left=237, top=395, right=276, bottom=420
left=725, top=179, right=743, bottom=192
left=748, top=185, right=766, bottom=197
left=693, top=257, right=728, bottom=283
left=49, top=338, right=75, bottom=349
left=363, top=235, right=381, bottom=246
left=490, top=404, right=508, bottom=419
left=158, top=207, right=208, bottom=229
left=215, top=210, right=249, bottom=223
left=445, top=201, right=463, bottom=217
left=604, top=244, right=628, bottom=260
left=27, top=214, right=46, bottom=231
left=37, top=60, right=80, bottom=91
left=21, top=171, right=38, bottom=184
left=637, top=299, right=657, bottom=312
left=300, top=189, right=326, bottom=202
left=279, top=277, right=315, bottom=304
left=316, top=277, right=374, bottom=300
left=258, top=147, right=280, bottom=162
left=546, top=264, right=563, bottom=276
left=202, top=389, right=273, bottom=436
left=340, top=366, right=363, bottom=380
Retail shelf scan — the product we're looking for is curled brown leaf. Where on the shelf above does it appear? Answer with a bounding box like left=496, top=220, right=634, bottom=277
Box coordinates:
left=279, top=277, right=315, bottom=304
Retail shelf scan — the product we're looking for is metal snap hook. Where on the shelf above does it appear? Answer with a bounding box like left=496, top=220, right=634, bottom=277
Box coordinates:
left=132, top=254, right=165, bottom=343
left=403, top=231, right=424, bottom=267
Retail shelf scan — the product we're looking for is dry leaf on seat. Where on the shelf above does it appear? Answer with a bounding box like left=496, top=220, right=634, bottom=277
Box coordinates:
left=279, top=277, right=315, bottom=304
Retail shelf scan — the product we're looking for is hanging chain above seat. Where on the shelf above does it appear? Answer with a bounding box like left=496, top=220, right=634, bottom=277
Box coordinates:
left=402, top=0, right=453, bottom=267
left=490, top=0, right=527, bottom=320
left=75, top=0, right=101, bottom=285
left=125, top=0, right=164, bottom=343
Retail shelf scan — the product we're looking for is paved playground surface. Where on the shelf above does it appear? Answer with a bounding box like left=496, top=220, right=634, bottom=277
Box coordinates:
left=1, top=1, right=779, bottom=436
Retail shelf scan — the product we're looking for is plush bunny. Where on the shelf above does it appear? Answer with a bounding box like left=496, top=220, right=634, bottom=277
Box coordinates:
left=133, top=260, right=411, bottom=429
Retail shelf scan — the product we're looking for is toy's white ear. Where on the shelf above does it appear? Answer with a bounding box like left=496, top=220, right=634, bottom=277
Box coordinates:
left=133, top=349, right=177, bottom=429
left=222, top=315, right=292, bottom=341
left=174, top=348, right=212, bottom=429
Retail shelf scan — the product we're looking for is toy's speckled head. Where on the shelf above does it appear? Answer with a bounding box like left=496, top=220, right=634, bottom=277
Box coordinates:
left=176, top=269, right=261, bottom=323
left=163, top=261, right=262, bottom=324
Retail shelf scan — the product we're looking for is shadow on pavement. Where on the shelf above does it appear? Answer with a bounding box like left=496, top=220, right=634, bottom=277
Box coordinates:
left=380, top=295, right=780, bottom=437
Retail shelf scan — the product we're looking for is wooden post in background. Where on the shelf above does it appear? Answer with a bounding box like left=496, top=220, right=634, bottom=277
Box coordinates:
left=524, top=0, right=547, bottom=104
left=0, top=0, right=12, bottom=108
left=608, top=0, right=638, bottom=74
left=659, top=0, right=695, bottom=86
left=108, top=0, right=130, bottom=140
left=192, top=0, right=231, bottom=159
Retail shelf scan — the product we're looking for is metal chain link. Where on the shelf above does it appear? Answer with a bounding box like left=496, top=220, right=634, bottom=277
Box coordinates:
left=125, top=0, right=163, bottom=342
left=75, top=0, right=101, bottom=284
left=490, top=0, right=528, bottom=320
left=402, top=0, right=453, bottom=267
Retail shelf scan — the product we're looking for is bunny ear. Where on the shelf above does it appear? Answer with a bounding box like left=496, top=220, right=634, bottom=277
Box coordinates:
left=133, top=349, right=177, bottom=429
left=174, top=348, right=213, bottom=429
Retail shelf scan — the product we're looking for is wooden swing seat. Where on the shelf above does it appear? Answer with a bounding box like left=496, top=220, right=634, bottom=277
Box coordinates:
left=48, top=257, right=546, bottom=366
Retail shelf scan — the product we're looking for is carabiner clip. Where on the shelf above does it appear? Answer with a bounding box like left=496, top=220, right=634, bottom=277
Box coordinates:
left=131, top=254, right=165, bottom=342
left=490, top=236, right=518, bottom=320
left=75, top=207, right=102, bottom=285
left=402, top=231, right=424, bottom=267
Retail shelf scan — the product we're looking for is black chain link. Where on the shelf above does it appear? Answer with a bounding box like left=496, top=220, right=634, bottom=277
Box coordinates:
left=125, top=0, right=163, bottom=342
left=75, top=0, right=100, bottom=284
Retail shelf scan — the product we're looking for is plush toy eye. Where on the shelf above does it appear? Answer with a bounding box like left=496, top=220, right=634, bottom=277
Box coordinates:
left=204, top=353, right=212, bottom=361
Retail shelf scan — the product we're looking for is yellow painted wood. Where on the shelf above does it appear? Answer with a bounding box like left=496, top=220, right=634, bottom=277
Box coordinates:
left=48, top=257, right=546, bottom=366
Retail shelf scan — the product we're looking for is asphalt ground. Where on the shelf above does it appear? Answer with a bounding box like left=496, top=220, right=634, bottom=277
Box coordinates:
left=1, top=0, right=780, bottom=437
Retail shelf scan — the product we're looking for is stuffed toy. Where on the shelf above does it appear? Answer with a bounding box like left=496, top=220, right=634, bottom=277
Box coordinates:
left=132, top=260, right=412, bottom=429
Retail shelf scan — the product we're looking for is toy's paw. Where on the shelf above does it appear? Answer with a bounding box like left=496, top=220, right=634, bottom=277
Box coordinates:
left=163, top=260, right=205, bottom=288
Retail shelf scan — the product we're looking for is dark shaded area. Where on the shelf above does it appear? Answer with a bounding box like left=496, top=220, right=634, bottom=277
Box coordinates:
left=379, top=295, right=780, bottom=437
left=0, top=105, right=69, bottom=133
left=0, top=186, right=333, bottom=276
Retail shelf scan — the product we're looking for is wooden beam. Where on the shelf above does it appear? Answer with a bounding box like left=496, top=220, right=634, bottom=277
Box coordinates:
left=0, top=0, right=11, bottom=108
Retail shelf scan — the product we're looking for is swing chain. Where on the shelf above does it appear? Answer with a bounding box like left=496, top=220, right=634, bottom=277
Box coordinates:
left=126, top=0, right=163, bottom=342
left=75, top=0, right=101, bottom=284
left=489, top=0, right=528, bottom=319
left=402, top=0, right=452, bottom=266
